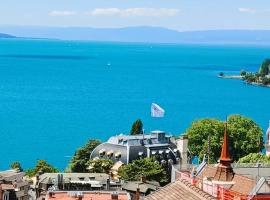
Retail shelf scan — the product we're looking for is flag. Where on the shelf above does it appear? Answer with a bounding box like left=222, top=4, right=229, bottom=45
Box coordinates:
left=151, top=103, right=165, bottom=117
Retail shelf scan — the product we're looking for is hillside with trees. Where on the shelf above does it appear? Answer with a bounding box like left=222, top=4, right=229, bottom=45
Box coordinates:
left=241, top=59, right=270, bottom=86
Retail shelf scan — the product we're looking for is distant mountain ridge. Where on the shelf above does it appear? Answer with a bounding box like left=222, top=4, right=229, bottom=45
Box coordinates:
left=0, top=33, right=15, bottom=38
left=1, top=26, right=270, bottom=44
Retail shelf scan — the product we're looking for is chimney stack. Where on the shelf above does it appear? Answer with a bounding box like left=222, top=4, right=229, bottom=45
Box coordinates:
left=135, top=187, right=140, bottom=200
left=111, top=192, right=118, bottom=200
left=140, top=175, right=146, bottom=183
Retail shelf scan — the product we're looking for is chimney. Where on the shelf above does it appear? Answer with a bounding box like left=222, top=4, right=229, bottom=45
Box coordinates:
left=176, top=135, right=188, bottom=168
left=135, top=187, right=140, bottom=200
left=106, top=178, right=110, bottom=190
left=140, top=175, right=146, bottom=183
left=49, top=192, right=54, bottom=198
left=111, top=192, right=118, bottom=200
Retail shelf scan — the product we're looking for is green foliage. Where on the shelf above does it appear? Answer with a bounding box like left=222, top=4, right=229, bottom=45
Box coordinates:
left=186, top=115, right=263, bottom=163
left=67, top=139, right=101, bottom=172
left=241, top=59, right=270, bottom=86
left=238, top=153, right=270, bottom=164
left=25, top=160, right=59, bottom=177
left=227, top=115, right=263, bottom=160
left=130, top=119, right=143, bottom=135
left=240, top=70, right=247, bottom=76
left=219, top=72, right=224, bottom=77
left=259, top=59, right=270, bottom=76
left=10, top=161, right=23, bottom=172
left=187, top=118, right=224, bottom=163
left=87, top=158, right=113, bottom=173
left=118, top=158, right=168, bottom=184
left=243, top=72, right=257, bottom=83
left=261, top=76, right=270, bottom=85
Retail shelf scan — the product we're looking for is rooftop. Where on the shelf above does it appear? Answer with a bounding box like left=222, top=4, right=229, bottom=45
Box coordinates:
left=122, top=180, right=160, bottom=193
left=145, top=179, right=217, bottom=200
left=46, top=191, right=129, bottom=200
left=39, top=173, right=109, bottom=185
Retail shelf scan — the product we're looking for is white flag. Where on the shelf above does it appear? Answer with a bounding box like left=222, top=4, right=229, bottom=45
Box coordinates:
left=151, top=103, right=165, bottom=117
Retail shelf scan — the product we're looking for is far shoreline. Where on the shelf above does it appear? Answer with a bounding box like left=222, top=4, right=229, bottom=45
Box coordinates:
left=218, top=74, right=270, bottom=88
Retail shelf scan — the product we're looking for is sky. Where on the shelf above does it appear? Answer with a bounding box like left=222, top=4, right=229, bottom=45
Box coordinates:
left=1, top=0, right=270, bottom=31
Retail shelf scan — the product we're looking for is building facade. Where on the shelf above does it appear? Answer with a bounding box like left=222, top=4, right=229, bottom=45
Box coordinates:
left=90, top=130, right=188, bottom=166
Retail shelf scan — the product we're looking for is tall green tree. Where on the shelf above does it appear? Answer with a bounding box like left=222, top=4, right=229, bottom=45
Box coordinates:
left=259, top=59, right=270, bottom=76
left=118, top=158, right=168, bottom=185
left=25, top=160, right=59, bottom=177
left=130, top=119, right=143, bottom=135
left=238, top=153, right=270, bottom=164
left=10, top=161, right=23, bottom=172
left=87, top=158, right=113, bottom=173
left=187, top=115, right=263, bottom=163
left=67, top=139, right=101, bottom=172
left=227, top=115, right=263, bottom=160
left=187, top=118, right=224, bottom=163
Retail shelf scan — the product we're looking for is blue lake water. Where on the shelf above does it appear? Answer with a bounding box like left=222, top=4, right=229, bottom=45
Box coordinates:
left=0, top=39, right=269, bottom=170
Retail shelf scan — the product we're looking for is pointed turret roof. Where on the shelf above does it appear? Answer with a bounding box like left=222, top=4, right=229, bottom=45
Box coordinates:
left=220, top=122, right=231, bottom=163
left=213, top=121, right=234, bottom=182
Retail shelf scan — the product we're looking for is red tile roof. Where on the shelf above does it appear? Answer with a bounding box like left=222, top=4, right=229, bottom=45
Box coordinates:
left=46, top=191, right=129, bottom=200
left=230, top=174, right=256, bottom=195
left=145, top=179, right=217, bottom=200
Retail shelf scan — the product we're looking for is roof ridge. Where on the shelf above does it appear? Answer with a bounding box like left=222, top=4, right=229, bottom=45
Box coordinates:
left=179, top=179, right=216, bottom=200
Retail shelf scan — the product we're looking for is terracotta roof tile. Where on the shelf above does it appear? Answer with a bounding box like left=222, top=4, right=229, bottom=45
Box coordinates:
left=230, top=174, right=256, bottom=195
left=47, top=191, right=129, bottom=200
left=145, top=179, right=216, bottom=200
left=199, top=165, right=217, bottom=179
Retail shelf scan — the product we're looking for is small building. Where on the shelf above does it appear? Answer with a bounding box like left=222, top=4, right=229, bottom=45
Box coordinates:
left=0, top=169, right=30, bottom=200
left=90, top=131, right=188, bottom=166
left=122, top=177, right=160, bottom=200
left=266, top=121, right=270, bottom=156
left=36, top=173, right=123, bottom=198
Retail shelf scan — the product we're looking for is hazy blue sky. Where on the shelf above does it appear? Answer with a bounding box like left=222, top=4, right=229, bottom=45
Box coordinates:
left=1, top=0, right=270, bottom=31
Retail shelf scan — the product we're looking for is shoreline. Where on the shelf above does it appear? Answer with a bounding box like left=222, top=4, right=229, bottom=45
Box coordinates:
left=218, top=75, right=270, bottom=88
left=218, top=75, right=243, bottom=79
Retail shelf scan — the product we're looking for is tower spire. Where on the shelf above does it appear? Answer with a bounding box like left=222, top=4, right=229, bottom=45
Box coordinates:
left=220, top=122, right=231, bottom=163
left=213, top=120, right=234, bottom=182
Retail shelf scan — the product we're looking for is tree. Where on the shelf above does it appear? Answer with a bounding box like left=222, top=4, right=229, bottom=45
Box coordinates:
left=67, top=139, right=101, bottom=172
left=187, top=118, right=224, bottom=163
left=186, top=115, right=263, bottom=163
left=87, top=158, right=113, bottom=173
left=238, top=153, right=270, bottom=164
left=10, top=161, right=23, bottom=172
left=240, top=70, right=247, bottom=76
left=219, top=72, right=224, bottom=77
left=227, top=115, right=263, bottom=160
left=130, top=119, right=143, bottom=135
left=25, top=160, right=59, bottom=177
left=259, top=59, right=270, bottom=76
left=118, top=158, right=168, bottom=185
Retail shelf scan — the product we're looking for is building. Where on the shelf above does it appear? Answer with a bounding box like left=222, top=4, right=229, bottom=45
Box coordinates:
left=266, top=121, right=270, bottom=156
left=90, top=131, right=188, bottom=166
left=122, top=177, right=160, bottom=200
left=171, top=123, right=270, bottom=200
left=44, top=191, right=130, bottom=200
left=145, top=178, right=217, bottom=200
left=36, top=173, right=122, bottom=199
left=0, top=169, right=30, bottom=200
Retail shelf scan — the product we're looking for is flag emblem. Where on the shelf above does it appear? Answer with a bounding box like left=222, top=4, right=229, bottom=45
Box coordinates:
left=151, top=103, right=165, bottom=117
